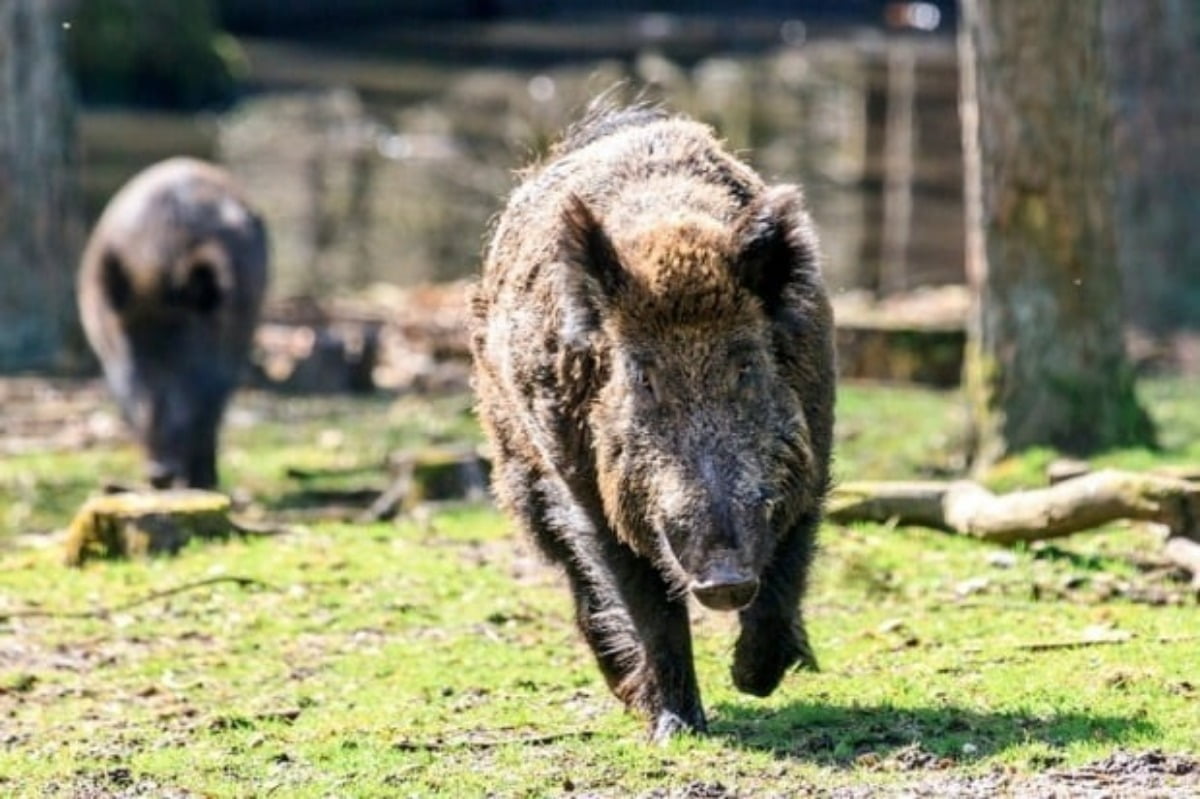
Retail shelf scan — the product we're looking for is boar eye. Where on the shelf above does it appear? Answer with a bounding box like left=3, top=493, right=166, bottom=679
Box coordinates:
left=632, top=362, right=658, bottom=402
left=736, top=361, right=758, bottom=394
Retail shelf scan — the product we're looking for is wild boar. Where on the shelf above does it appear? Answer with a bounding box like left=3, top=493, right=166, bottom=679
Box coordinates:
left=470, top=104, right=835, bottom=741
left=78, top=158, right=268, bottom=489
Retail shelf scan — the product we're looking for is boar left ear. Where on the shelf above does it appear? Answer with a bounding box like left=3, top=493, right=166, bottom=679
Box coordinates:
left=100, top=249, right=133, bottom=313
left=733, top=185, right=819, bottom=315
left=560, top=194, right=625, bottom=300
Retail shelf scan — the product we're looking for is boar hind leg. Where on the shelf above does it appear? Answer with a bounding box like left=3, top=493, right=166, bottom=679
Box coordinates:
left=732, top=515, right=820, bottom=697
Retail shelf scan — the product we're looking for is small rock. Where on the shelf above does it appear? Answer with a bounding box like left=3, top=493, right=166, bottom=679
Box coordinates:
left=987, top=550, right=1018, bottom=569
left=955, top=576, right=991, bottom=597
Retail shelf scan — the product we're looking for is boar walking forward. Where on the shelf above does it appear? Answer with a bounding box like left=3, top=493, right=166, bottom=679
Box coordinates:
left=471, top=106, right=835, bottom=740
left=79, top=158, right=268, bottom=489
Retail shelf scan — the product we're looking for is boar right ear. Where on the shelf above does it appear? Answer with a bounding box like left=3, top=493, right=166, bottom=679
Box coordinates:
left=100, top=249, right=132, bottom=313
left=560, top=194, right=625, bottom=300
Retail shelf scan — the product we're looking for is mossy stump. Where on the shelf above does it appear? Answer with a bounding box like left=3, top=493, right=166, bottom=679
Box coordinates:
left=65, top=490, right=236, bottom=566
left=361, top=447, right=492, bottom=521
left=400, top=447, right=491, bottom=505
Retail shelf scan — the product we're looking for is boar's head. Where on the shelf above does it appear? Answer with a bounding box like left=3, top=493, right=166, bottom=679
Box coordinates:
left=98, top=239, right=242, bottom=489
left=560, top=186, right=826, bottom=611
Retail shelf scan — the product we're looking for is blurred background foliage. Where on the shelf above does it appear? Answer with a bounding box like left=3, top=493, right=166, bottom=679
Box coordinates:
left=61, top=0, right=957, bottom=109
left=65, top=0, right=244, bottom=108
left=46, top=0, right=1196, bottom=383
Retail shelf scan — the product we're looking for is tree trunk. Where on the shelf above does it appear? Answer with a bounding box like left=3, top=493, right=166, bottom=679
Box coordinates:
left=958, top=0, right=1154, bottom=466
left=1103, top=0, right=1200, bottom=335
left=0, top=0, right=82, bottom=372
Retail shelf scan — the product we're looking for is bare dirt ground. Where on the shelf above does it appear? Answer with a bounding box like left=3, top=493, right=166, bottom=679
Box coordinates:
left=645, top=748, right=1200, bottom=797
left=41, top=750, right=1200, bottom=798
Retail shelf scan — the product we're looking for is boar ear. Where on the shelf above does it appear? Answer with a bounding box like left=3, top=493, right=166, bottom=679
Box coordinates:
left=180, top=260, right=223, bottom=314
left=561, top=194, right=625, bottom=300
left=733, top=185, right=819, bottom=315
left=100, top=249, right=132, bottom=313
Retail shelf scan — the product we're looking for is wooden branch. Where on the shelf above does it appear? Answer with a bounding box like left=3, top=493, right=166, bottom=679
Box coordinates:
left=392, top=729, right=595, bottom=751
left=828, top=469, right=1200, bottom=582
left=1014, top=633, right=1199, bottom=653
left=0, top=576, right=272, bottom=621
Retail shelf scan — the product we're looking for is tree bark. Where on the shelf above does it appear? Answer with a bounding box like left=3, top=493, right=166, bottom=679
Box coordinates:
left=1103, top=0, right=1200, bottom=335
left=0, top=0, right=82, bottom=372
left=958, top=0, right=1154, bottom=465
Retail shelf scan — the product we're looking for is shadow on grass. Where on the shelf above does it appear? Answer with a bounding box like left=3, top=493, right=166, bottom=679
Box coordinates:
left=267, top=487, right=381, bottom=513
left=1026, top=543, right=1125, bottom=572
left=711, top=700, right=1156, bottom=765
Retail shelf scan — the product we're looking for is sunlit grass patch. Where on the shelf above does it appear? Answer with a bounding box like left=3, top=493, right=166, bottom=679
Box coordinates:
left=1, top=378, right=1197, bottom=795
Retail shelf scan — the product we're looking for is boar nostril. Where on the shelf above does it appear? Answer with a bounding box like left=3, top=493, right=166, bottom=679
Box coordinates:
left=691, top=575, right=760, bottom=612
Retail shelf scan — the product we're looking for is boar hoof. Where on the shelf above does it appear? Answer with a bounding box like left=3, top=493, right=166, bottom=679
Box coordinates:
left=650, top=708, right=708, bottom=743
left=732, top=622, right=819, bottom=697
left=147, top=461, right=180, bottom=489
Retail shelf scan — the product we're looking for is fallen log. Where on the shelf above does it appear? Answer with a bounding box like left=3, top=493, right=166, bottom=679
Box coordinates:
left=828, top=469, right=1200, bottom=584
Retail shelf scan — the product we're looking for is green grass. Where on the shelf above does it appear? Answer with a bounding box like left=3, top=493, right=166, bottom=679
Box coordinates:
left=1, top=379, right=1197, bottom=796
left=0, top=391, right=480, bottom=538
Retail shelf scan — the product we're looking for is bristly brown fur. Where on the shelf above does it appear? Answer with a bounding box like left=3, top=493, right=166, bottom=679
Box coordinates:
left=470, top=104, right=834, bottom=741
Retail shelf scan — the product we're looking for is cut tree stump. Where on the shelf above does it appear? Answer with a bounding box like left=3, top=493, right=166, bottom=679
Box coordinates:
left=828, top=469, right=1200, bottom=584
left=64, top=490, right=237, bottom=566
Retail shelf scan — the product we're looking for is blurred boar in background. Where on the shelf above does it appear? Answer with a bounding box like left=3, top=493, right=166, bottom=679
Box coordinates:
left=78, top=158, right=268, bottom=489
left=471, top=104, right=835, bottom=741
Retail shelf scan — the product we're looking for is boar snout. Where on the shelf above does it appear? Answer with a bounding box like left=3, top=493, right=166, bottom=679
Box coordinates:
left=689, top=553, right=760, bottom=611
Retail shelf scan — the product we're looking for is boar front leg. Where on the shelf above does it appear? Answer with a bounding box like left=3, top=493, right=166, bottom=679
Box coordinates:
left=607, top=551, right=706, bottom=742
left=512, top=468, right=706, bottom=740
left=731, top=514, right=820, bottom=697
left=556, top=530, right=706, bottom=742
left=186, top=434, right=219, bottom=489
